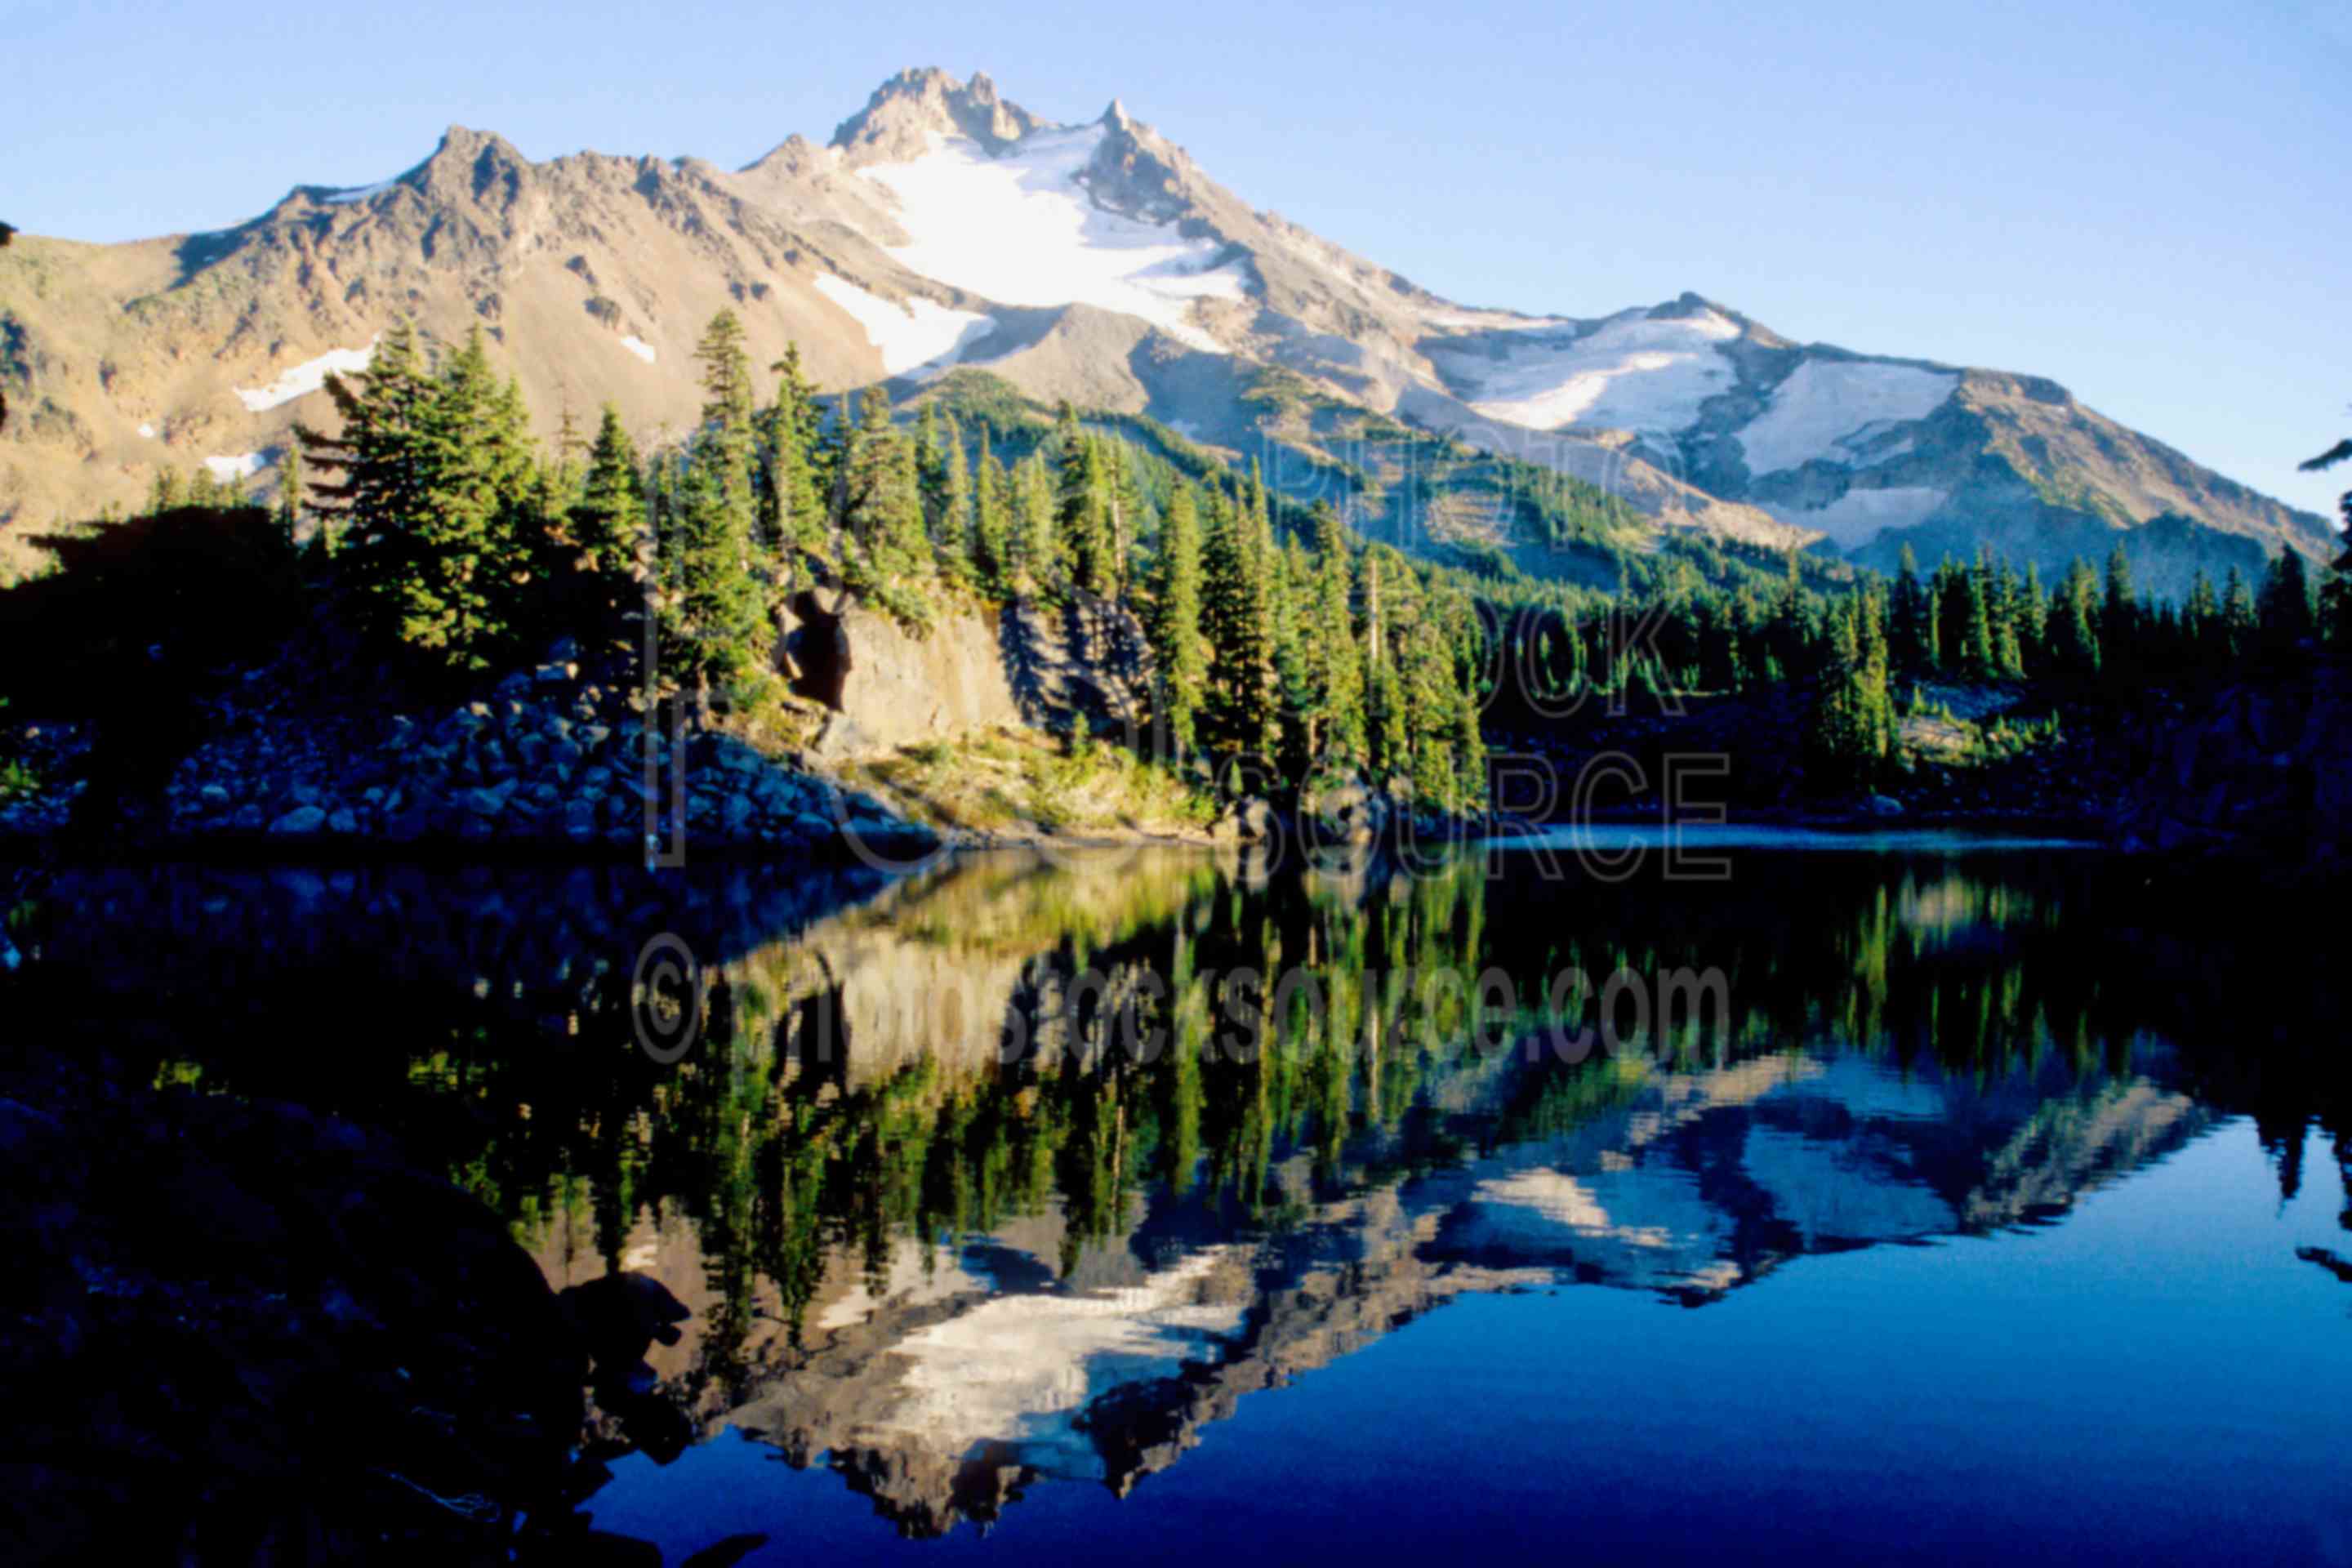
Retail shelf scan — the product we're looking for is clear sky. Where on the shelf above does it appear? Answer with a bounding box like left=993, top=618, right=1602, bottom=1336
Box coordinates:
left=11, top=0, right=2347, bottom=519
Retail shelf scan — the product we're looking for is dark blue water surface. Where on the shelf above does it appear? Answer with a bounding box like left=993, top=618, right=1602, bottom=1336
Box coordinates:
left=16, top=837, right=2350, bottom=1563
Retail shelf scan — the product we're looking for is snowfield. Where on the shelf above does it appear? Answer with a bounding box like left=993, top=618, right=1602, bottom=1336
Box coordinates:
left=1735, top=359, right=1958, bottom=477
left=813, top=274, right=996, bottom=378
left=1761, top=483, right=1949, bottom=548
left=618, top=336, right=657, bottom=364
left=203, top=452, right=266, bottom=482
left=856, top=127, right=1248, bottom=353
left=233, top=340, right=380, bottom=412
left=1424, top=305, right=1741, bottom=434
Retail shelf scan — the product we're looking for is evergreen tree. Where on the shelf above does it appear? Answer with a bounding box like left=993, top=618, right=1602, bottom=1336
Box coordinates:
left=1805, top=588, right=1893, bottom=791
left=763, top=344, right=826, bottom=559
left=276, top=442, right=305, bottom=543
left=2258, top=550, right=2316, bottom=654
left=350, top=323, right=538, bottom=669
left=2184, top=569, right=2221, bottom=662
left=971, top=438, right=1015, bottom=599
left=2222, top=564, right=2258, bottom=658
left=654, top=315, right=771, bottom=702
left=2051, top=557, right=2104, bottom=678
left=1200, top=484, right=1274, bottom=755
left=1012, top=451, right=1058, bottom=597
left=299, top=317, right=436, bottom=641
left=1891, top=545, right=1936, bottom=672
left=656, top=443, right=766, bottom=701
left=1054, top=406, right=1116, bottom=599
left=835, top=385, right=933, bottom=629
left=1362, top=551, right=1410, bottom=792
left=572, top=404, right=644, bottom=580
left=1146, top=483, right=1208, bottom=755
left=1310, top=502, right=1365, bottom=766
left=2101, top=542, right=2139, bottom=671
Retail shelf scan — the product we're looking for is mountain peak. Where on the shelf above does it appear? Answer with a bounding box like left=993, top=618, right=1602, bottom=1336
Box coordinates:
left=829, top=67, right=1046, bottom=163
left=412, top=124, right=530, bottom=210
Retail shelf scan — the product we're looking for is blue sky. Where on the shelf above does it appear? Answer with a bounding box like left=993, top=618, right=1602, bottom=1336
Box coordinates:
left=11, top=0, right=2348, bottom=518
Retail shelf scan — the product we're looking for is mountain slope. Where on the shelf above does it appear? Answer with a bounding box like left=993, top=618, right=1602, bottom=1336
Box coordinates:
left=1, top=66, right=2332, bottom=595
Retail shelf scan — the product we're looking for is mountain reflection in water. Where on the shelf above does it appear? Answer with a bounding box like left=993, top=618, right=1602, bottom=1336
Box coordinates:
left=16, top=841, right=2350, bottom=1552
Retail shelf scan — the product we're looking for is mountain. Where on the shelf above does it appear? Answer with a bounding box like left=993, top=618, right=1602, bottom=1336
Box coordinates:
left=2, top=66, right=2333, bottom=594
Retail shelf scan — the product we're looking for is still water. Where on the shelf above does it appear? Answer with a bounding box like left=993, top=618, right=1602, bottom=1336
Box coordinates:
left=16, top=836, right=2351, bottom=1563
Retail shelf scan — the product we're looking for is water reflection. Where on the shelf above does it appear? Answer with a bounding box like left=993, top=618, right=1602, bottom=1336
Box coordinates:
left=10, top=842, right=2348, bottom=1543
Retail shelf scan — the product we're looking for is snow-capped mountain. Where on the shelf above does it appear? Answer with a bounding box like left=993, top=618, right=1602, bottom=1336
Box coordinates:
left=0, top=66, right=2331, bottom=593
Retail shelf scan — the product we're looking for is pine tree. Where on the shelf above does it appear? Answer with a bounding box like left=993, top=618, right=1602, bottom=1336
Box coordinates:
left=923, top=408, right=973, bottom=586
left=1012, top=451, right=1058, bottom=597
left=971, top=437, right=1015, bottom=599
left=657, top=445, right=766, bottom=701
left=1146, top=483, right=1208, bottom=755
left=1891, top=545, right=1936, bottom=672
left=1805, top=590, right=1892, bottom=791
left=572, top=403, right=645, bottom=581
left=276, top=441, right=305, bottom=543
left=299, top=317, right=435, bottom=635
left=2051, top=557, right=2103, bottom=678
left=693, top=310, right=755, bottom=434
left=2222, top=564, right=2258, bottom=662
left=763, top=344, right=825, bottom=559
left=1964, top=547, right=1999, bottom=680
left=1401, top=590, right=1458, bottom=809
left=1310, top=502, right=1365, bottom=767
left=836, top=385, right=933, bottom=629
left=381, top=324, right=534, bottom=668
left=2185, top=569, right=2220, bottom=661
left=2258, top=550, right=2315, bottom=653
left=652, top=315, right=772, bottom=702
left=1054, top=406, right=1116, bottom=599
left=2102, top=541, right=2139, bottom=671
left=1200, top=484, right=1274, bottom=755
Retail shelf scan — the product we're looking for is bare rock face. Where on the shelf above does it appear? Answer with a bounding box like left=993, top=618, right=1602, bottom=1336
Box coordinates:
left=788, top=596, right=1023, bottom=758
left=829, top=66, right=1045, bottom=164
left=787, top=593, right=1156, bottom=760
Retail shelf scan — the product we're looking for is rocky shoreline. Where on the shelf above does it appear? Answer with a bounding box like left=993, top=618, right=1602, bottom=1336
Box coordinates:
left=2, top=647, right=942, bottom=864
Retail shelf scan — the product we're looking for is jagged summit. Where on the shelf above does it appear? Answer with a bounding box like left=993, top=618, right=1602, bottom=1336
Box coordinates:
left=828, top=66, right=1048, bottom=163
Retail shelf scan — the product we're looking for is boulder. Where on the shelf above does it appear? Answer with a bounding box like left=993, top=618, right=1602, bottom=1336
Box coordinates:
left=268, top=805, right=327, bottom=835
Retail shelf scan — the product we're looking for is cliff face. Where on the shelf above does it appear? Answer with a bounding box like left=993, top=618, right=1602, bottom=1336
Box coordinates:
left=789, top=595, right=1026, bottom=758
left=792, top=593, right=1157, bottom=761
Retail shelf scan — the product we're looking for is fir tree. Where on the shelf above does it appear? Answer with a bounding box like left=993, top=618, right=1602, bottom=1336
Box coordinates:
left=1200, top=484, right=1274, bottom=755
left=764, top=344, right=826, bottom=558
left=1013, top=450, right=1058, bottom=598
left=1891, top=545, right=1936, bottom=672
left=1310, top=502, right=1366, bottom=766
left=2258, top=550, right=2316, bottom=653
left=836, top=385, right=933, bottom=629
left=572, top=405, right=644, bottom=578
left=971, top=438, right=1015, bottom=598
left=1146, top=483, right=1209, bottom=755
left=1054, top=407, right=1116, bottom=599
left=276, top=442, right=305, bottom=543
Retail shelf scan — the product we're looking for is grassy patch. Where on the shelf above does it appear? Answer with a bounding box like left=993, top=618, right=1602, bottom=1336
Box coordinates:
left=853, top=728, right=1217, bottom=839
